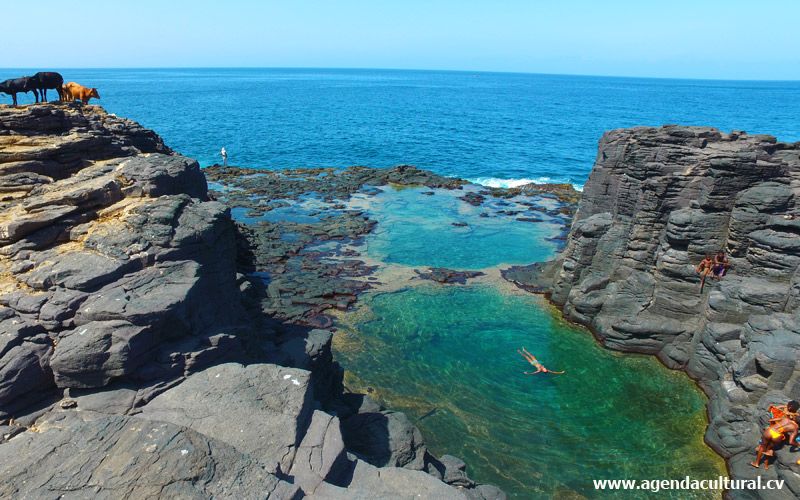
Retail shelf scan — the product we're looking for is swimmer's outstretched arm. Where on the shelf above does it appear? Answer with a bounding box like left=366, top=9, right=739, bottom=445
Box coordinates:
left=548, top=370, right=566, bottom=375
left=524, top=367, right=544, bottom=375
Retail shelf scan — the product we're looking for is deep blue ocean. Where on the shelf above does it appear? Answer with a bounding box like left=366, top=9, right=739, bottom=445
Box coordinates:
left=2, top=68, right=799, bottom=189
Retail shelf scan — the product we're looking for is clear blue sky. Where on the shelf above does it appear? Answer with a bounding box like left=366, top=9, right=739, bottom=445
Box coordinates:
left=2, top=0, right=798, bottom=80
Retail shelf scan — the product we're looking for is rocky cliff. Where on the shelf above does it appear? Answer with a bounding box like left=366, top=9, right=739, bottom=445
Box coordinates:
left=549, top=125, right=800, bottom=498
left=0, top=104, right=502, bottom=499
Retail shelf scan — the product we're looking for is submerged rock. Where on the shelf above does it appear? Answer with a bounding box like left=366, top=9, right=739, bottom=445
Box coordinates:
left=415, top=267, right=486, bottom=285
left=501, top=261, right=560, bottom=293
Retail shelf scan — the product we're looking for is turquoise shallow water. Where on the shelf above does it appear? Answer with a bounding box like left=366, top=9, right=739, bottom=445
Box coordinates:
left=334, top=285, right=725, bottom=499
left=329, top=187, right=725, bottom=498
left=358, top=186, right=564, bottom=269
left=209, top=175, right=724, bottom=497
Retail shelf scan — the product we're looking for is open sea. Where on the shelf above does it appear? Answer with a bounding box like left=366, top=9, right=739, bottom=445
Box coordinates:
left=2, top=68, right=799, bottom=189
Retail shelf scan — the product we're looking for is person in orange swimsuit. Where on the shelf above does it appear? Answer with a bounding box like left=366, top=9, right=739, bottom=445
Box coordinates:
left=695, top=254, right=714, bottom=292
left=751, top=400, right=799, bottom=469
left=518, top=347, right=565, bottom=375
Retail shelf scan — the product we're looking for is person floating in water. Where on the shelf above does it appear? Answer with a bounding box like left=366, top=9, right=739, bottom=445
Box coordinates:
left=751, top=400, right=799, bottom=469
left=695, top=253, right=714, bottom=292
left=712, top=250, right=730, bottom=280
left=518, top=347, right=564, bottom=375
left=220, top=146, right=228, bottom=166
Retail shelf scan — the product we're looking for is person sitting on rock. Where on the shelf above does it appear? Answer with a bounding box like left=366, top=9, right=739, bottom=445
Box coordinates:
left=712, top=250, right=730, bottom=280
left=751, top=400, right=800, bottom=470
left=768, top=401, right=799, bottom=423
left=518, top=347, right=564, bottom=375
left=695, top=254, right=714, bottom=291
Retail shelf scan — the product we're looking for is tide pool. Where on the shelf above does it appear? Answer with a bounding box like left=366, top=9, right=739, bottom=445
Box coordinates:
left=334, top=285, right=726, bottom=498
left=355, top=186, right=564, bottom=269
left=212, top=171, right=726, bottom=498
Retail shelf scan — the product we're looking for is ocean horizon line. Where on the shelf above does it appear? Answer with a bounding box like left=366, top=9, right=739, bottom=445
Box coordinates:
left=2, top=66, right=800, bottom=84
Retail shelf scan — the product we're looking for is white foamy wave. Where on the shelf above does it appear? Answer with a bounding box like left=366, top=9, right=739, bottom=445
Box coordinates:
left=468, top=177, right=584, bottom=192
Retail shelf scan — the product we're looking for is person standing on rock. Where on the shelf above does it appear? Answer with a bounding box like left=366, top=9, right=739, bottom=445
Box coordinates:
left=751, top=400, right=800, bottom=470
left=221, top=146, right=228, bottom=166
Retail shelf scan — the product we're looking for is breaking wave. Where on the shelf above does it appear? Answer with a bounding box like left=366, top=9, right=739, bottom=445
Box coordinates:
left=468, top=176, right=584, bottom=192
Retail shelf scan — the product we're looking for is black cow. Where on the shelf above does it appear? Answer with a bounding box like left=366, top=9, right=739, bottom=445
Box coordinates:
left=0, top=77, right=39, bottom=106
left=33, top=72, right=64, bottom=101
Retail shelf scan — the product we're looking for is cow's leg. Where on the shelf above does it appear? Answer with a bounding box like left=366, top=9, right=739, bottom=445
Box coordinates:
left=42, top=88, right=47, bottom=102
left=34, top=89, right=39, bottom=103
left=12, top=93, right=17, bottom=106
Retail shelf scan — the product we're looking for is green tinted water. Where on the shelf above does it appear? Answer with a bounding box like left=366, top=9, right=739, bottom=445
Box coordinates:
left=329, top=186, right=725, bottom=497
left=334, top=285, right=725, bottom=498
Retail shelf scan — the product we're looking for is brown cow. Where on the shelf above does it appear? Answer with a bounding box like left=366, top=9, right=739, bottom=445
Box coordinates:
left=62, top=82, right=100, bottom=104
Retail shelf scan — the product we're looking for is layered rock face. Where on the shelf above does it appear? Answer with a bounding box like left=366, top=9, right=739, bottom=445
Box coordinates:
left=0, top=104, right=502, bottom=499
left=550, top=126, right=800, bottom=498
left=0, top=104, right=242, bottom=414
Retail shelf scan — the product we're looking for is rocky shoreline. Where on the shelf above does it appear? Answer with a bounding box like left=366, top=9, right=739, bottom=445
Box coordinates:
left=6, top=103, right=788, bottom=498
left=0, top=103, right=515, bottom=498
left=202, top=162, right=575, bottom=331
left=534, top=126, right=799, bottom=499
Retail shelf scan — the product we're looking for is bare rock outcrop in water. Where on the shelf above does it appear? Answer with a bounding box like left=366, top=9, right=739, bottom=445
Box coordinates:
left=0, top=103, right=501, bottom=499
left=549, top=125, right=800, bottom=498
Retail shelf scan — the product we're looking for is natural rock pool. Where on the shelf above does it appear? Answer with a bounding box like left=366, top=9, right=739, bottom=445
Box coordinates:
left=335, top=186, right=726, bottom=498
left=334, top=285, right=725, bottom=498
left=209, top=169, right=726, bottom=498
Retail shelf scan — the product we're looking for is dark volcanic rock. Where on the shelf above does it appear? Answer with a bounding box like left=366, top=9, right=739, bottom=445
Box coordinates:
left=341, top=410, right=428, bottom=470
left=0, top=103, right=170, bottom=180
left=549, top=125, right=800, bottom=498
left=415, top=267, right=486, bottom=285
left=50, top=320, right=153, bottom=388
left=460, top=191, right=485, bottom=206
left=0, top=341, right=53, bottom=413
left=0, top=104, right=244, bottom=413
left=118, top=154, right=208, bottom=199
left=205, top=163, right=467, bottom=206
left=0, top=412, right=300, bottom=499
left=501, top=261, right=560, bottom=293
left=139, top=363, right=315, bottom=474
left=289, top=409, right=350, bottom=493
